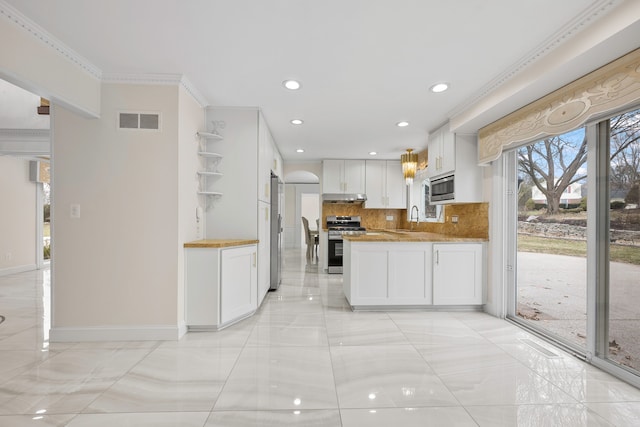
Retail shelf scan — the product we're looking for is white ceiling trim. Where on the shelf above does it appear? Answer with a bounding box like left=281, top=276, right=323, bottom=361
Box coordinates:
left=102, top=73, right=209, bottom=108
left=0, top=128, right=49, bottom=156
left=447, top=0, right=623, bottom=121
left=0, top=128, right=49, bottom=142
left=0, top=0, right=102, bottom=80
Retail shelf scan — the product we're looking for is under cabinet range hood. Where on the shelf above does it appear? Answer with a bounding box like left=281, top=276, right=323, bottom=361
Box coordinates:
left=322, top=193, right=367, bottom=204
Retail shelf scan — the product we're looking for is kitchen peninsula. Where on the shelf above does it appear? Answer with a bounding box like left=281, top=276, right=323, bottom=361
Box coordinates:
left=342, top=229, right=487, bottom=309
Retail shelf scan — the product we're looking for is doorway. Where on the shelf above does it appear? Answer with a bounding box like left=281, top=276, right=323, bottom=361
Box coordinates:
left=300, top=193, right=320, bottom=246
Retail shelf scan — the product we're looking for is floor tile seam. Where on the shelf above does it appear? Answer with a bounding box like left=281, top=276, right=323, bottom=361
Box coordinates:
left=75, top=344, right=163, bottom=415
left=209, top=335, right=256, bottom=413
left=491, top=342, right=598, bottom=401
left=497, top=361, right=586, bottom=405
left=405, top=321, right=474, bottom=411
left=324, top=306, right=344, bottom=421
left=337, top=402, right=464, bottom=411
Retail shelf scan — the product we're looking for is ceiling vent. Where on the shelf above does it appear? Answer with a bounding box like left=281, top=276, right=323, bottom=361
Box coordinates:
left=118, top=112, right=160, bottom=131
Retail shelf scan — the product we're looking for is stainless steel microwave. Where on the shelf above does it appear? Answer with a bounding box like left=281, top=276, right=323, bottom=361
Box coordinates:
left=431, top=174, right=454, bottom=202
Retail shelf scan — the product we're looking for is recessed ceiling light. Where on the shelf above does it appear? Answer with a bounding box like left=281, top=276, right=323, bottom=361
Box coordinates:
left=369, top=151, right=377, bottom=156
left=430, top=82, right=449, bottom=93
left=283, top=80, right=301, bottom=90
left=290, top=119, right=304, bottom=125
left=396, top=121, right=409, bottom=127
left=296, top=148, right=304, bottom=153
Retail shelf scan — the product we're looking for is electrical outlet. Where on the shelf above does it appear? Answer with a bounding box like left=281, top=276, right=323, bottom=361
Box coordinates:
left=386, top=215, right=394, bottom=221
left=451, top=215, right=459, bottom=223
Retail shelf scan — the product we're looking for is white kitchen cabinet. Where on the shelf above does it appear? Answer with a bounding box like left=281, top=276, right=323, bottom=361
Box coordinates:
left=258, top=114, right=274, bottom=203
left=427, top=124, right=455, bottom=178
left=365, top=160, right=406, bottom=209
left=432, top=243, right=483, bottom=305
left=257, top=201, right=270, bottom=305
left=203, top=108, right=283, bottom=310
left=427, top=123, right=483, bottom=204
left=220, top=245, right=258, bottom=324
left=344, top=240, right=432, bottom=307
left=322, top=160, right=365, bottom=194
left=185, top=243, right=257, bottom=329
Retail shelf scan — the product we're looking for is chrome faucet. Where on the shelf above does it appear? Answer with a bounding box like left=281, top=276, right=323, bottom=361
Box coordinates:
left=410, top=205, right=419, bottom=230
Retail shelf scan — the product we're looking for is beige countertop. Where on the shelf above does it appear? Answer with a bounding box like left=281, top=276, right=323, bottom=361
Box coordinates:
left=342, top=230, right=488, bottom=243
left=184, top=239, right=259, bottom=248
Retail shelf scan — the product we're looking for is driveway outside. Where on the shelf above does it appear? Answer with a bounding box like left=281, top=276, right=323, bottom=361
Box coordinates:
left=517, top=251, right=640, bottom=369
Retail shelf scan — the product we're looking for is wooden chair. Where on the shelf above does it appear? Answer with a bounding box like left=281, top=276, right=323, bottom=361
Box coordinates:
left=302, top=217, right=318, bottom=259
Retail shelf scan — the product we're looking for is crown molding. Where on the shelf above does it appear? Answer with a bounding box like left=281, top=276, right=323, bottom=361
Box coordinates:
left=0, top=128, right=49, bottom=142
left=0, top=0, right=102, bottom=80
left=0, top=128, right=50, bottom=156
left=448, top=0, right=623, bottom=119
left=102, top=73, right=209, bottom=107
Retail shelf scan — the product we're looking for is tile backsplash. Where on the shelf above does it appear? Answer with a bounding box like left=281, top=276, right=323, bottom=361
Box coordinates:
left=322, top=202, right=488, bottom=239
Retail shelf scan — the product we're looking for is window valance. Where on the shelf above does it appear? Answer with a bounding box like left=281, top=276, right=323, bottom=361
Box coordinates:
left=478, top=48, right=640, bottom=164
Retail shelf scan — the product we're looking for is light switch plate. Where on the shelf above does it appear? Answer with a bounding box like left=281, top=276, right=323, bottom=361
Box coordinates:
left=70, top=204, right=81, bottom=219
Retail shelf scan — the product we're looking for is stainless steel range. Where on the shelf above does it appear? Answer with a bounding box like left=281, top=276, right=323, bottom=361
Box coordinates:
left=326, top=215, right=366, bottom=274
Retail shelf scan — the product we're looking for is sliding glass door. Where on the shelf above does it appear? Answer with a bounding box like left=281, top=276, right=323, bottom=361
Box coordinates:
left=603, top=108, right=640, bottom=373
left=514, top=128, right=588, bottom=352
left=508, top=105, right=640, bottom=382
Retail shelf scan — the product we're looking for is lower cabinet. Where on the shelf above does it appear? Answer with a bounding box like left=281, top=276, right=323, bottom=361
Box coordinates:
left=344, top=240, right=483, bottom=308
left=433, top=243, right=483, bottom=305
left=344, top=241, right=433, bottom=306
left=185, top=244, right=257, bottom=329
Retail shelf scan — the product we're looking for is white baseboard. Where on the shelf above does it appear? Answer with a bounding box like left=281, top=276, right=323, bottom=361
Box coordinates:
left=0, top=264, right=37, bottom=277
left=50, top=324, right=186, bottom=342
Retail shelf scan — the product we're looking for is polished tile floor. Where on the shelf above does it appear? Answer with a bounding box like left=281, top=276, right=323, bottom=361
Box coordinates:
left=2, top=250, right=640, bottom=426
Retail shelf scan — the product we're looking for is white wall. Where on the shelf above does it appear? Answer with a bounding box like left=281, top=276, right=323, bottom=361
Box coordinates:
left=0, top=3, right=101, bottom=118
left=204, top=107, right=259, bottom=239
left=177, top=85, right=205, bottom=327
left=0, top=156, right=37, bottom=275
left=50, top=83, right=186, bottom=340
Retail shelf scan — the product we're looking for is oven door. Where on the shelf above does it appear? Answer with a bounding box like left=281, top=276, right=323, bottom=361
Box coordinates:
left=327, top=237, right=343, bottom=274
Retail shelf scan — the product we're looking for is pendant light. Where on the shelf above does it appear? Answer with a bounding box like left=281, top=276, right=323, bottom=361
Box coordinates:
left=401, top=149, right=418, bottom=185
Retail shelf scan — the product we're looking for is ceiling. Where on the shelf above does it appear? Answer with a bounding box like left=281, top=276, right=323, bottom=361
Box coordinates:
left=3, top=0, right=638, bottom=161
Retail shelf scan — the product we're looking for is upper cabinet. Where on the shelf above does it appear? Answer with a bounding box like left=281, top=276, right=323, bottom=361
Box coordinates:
left=427, top=123, right=483, bottom=204
left=322, top=160, right=365, bottom=194
left=427, top=124, right=455, bottom=178
left=364, top=160, right=406, bottom=209
left=258, top=113, right=274, bottom=203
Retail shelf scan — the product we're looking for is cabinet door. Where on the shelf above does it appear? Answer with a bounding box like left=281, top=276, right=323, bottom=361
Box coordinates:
left=365, top=160, right=386, bottom=208
left=427, top=129, right=443, bottom=179
left=388, top=248, right=431, bottom=303
left=185, top=248, right=220, bottom=326
left=351, top=247, right=389, bottom=303
left=220, top=245, right=257, bottom=324
left=344, top=160, right=366, bottom=193
left=322, top=160, right=344, bottom=193
left=439, top=129, right=456, bottom=176
left=257, top=202, right=270, bottom=304
left=258, top=113, right=273, bottom=203
left=385, top=160, right=407, bottom=208
left=433, top=243, right=482, bottom=305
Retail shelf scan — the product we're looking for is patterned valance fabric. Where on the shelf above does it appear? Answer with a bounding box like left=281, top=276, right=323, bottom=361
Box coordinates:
left=478, top=48, right=640, bottom=164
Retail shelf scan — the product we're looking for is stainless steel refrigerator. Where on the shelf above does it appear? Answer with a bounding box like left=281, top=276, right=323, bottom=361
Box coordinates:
left=269, top=174, right=283, bottom=290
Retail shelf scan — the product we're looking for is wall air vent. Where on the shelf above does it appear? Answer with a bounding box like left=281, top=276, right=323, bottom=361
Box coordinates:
left=118, top=112, right=161, bottom=131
